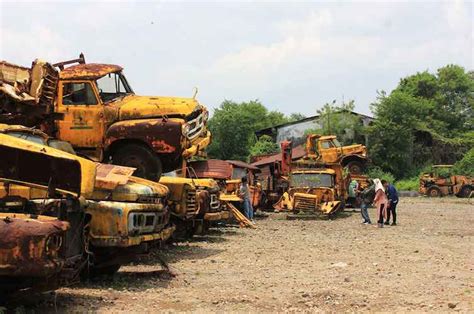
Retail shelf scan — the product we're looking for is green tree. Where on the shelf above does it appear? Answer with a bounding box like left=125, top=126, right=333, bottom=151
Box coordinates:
left=207, top=100, right=293, bottom=160
left=369, top=64, right=474, bottom=179
left=249, top=135, right=279, bottom=157
left=315, top=100, right=366, bottom=145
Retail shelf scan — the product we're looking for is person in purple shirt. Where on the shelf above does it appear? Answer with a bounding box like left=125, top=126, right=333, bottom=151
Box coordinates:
left=382, top=180, right=399, bottom=226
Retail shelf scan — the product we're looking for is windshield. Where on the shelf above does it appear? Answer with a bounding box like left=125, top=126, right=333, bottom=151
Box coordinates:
left=96, top=72, right=133, bottom=102
left=48, top=140, right=77, bottom=155
left=332, top=139, right=342, bottom=147
left=6, top=132, right=46, bottom=145
left=290, top=173, right=334, bottom=188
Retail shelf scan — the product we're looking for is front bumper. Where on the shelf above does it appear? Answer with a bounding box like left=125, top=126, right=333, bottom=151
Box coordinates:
left=183, top=131, right=212, bottom=158
left=91, top=224, right=176, bottom=247
left=203, top=210, right=230, bottom=221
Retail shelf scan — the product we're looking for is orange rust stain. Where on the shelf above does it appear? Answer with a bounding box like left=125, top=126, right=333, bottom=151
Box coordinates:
left=151, top=140, right=176, bottom=153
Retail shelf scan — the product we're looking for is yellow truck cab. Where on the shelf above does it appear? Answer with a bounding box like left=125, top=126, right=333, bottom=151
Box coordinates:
left=0, top=133, right=96, bottom=298
left=0, top=126, right=174, bottom=275
left=159, top=176, right=227, bottom=238
left=275, top=166, right=347, bottom=219
left=306, top=134, right=368, bottom=174
left=0, top=55, right=211, bottom=180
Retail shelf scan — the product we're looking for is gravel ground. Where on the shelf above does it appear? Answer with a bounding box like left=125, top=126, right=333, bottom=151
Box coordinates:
left=15, top=197, right=474, bottom=312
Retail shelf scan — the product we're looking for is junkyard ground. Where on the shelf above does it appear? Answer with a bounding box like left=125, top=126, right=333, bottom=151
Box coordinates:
left=20, top=198, right=474, bottom=312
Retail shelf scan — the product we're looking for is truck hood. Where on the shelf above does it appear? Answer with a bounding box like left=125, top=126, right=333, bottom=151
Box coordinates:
left=342, top=144, right=367, bottom=155
left=116, top=95, right=202, bottom=120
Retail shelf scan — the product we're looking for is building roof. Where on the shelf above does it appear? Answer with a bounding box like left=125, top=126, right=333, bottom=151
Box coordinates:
left=250, top=144, right=306, bottom=167
left=59, top=63, right=123, bottom=80
left=226, top=160, right=261, bottom=171
left=255, top=110, right=374, bottom=137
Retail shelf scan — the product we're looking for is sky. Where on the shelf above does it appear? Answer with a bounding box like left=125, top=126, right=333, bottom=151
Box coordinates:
left=0, top=0, right=472, bottom=117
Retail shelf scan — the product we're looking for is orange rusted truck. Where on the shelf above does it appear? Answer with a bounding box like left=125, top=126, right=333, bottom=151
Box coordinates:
left=0, top=54, right=211, bottom=180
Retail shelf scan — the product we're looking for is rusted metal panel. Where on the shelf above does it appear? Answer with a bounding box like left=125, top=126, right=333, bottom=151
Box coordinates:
left=251, top=144, right=306, bottom=168
left=226, top=160, right=260, bottom=171
left=94, top=164, right=136, bottom=190
left=0, top=214, right=69, bottom=277
left=59, top=63, right=122, bottom=80
left=187, top=159, right=232, bottom=180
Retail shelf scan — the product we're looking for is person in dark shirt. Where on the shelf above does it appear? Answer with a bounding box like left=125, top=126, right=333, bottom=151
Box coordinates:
left=382, top=180, right=399, bottom=226
left=359, top=180, right=375, bottom=224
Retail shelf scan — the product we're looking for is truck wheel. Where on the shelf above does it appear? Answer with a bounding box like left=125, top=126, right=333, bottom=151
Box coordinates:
left=346, top=161, right=364, bottom=174
left=112, top=144, right=162, bottom=181
left=427, top=186, right=441, bottom=197
left=457, top=186, right=472, bottom=198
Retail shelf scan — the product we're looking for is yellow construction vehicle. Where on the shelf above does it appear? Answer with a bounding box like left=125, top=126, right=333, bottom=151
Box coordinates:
left=306, top=134, right=368, bottom=174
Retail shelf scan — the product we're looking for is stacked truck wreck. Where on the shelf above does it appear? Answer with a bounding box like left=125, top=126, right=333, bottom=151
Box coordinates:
left=0, top=54, right=225, bottom=299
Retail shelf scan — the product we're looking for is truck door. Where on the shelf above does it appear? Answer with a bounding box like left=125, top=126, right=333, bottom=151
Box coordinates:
left=56, top=80, right=105, bottom=151
left=320, top=140, right=338, bottom=162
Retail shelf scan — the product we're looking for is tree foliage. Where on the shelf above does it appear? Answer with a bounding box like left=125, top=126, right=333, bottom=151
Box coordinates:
left=453, top=148, right=474, bottom=177
left=207, top=100, right=302, bottom=161
left=369, top=64, right=474, bottom=179
left=249, top=135, right=279, bottom=157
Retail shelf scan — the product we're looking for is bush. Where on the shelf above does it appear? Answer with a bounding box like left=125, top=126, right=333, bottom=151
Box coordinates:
left=366, top=166, right=395, bottom=183
left=395, top=177, right=419, bottom=191
left=453, top=148, right=474, bottom=176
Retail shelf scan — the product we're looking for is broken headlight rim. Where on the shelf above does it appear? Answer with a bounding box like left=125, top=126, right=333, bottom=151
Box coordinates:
left=45, top=234, right=63, bottom=256
left=182, top=123, right=191, bottom=138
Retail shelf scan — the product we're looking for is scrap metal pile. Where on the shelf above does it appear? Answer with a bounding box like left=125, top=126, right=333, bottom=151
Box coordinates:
left=1, top=54, right=470, bottom=301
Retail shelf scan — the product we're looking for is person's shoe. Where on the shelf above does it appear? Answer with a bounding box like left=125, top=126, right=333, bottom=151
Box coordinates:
left=384, top=221, right=390, bottom=225
left=378, top=223, right=384, bottom=228
left=363, top=221, right=369, bottom=225
left=391, top=222, right=397, bottom=226
left=367, top=221, right=372, bottom=224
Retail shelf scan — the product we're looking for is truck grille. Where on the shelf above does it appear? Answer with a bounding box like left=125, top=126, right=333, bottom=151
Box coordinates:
left=186, top=113, right=206, bottom=140
left=209, top=192, right=220, bottom=212
left=186, top=190, right=197, bottom=215
left=294, top=195, right=317, bottom=212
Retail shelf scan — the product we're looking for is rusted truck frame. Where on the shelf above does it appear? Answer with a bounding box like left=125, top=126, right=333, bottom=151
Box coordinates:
left=0, top=134, right=96, bottom=298
left=159, top=176, right=227, bottom=238
left=0, top=128, right=174, bottom=277
left=0, top=55, right=211, bottom=180
left=419, top=165, right=473, bottom=198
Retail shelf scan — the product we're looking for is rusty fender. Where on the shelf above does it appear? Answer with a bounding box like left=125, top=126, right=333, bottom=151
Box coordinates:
left=86, top=200, right=170, bottom=247
left=105, top=118, right=183, bottom=155
left=0, top=214, right=69, bottom=277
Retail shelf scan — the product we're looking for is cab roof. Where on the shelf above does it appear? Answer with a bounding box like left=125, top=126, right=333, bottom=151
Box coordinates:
left=59, top=63, right=123, bottom=80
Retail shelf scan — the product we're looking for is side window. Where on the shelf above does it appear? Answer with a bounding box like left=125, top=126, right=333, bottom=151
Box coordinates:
left=62, top=82, right=98, bottom=105
left=321, top=141, right=332, bottom=149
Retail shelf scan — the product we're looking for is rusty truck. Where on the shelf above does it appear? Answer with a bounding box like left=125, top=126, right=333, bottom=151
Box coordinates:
left=305, top=134, right=368, bottom=174
left=0, top=54, right=211, bottom=180
left=0, top=125, right=174, bottom=277
left=159, top=176, right=228, bottom=239
left=0, top=132, right=97, bottom=298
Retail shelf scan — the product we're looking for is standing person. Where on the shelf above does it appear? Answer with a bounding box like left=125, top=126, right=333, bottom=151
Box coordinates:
left=382, top=180, right=399, bottom=226
left=373, top=179, right=388, bottom=228
left=239, top=177, right=254, bottom=221
left=359, top=180, right=375, bottom=224
left=347, top=179, right=359, bottom=207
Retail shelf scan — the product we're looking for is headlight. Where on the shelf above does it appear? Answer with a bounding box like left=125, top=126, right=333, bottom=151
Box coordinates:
left=45, top=234, right=63, bottom=257
left=182, top=123, right=191, bottom=137
left=202, top=110, right=209, bottom=122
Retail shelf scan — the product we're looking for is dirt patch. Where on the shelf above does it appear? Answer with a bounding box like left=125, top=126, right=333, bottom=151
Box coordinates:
left=11, top=198, right=474, bottom=312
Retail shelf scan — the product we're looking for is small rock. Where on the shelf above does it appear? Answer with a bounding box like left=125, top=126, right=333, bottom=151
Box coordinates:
left=331, top=262, right=348, bottom=268
left=448, top=303, right=457, bottom=309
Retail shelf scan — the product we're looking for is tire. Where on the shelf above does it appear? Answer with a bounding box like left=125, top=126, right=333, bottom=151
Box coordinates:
left=457, top=186, right=473, bottom=198
left=427, top=186, right=441, bottom=197
left=112, top=144, right=162, bottom=181
left=346, top=161, right=364, bottom=174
